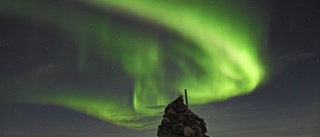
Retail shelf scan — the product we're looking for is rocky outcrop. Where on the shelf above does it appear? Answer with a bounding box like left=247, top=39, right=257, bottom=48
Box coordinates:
left=157, top=95, right=209, bottom=137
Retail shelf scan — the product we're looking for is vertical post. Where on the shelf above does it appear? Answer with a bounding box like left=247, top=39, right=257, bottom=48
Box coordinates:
left=184, top=89, right=188, bottom=108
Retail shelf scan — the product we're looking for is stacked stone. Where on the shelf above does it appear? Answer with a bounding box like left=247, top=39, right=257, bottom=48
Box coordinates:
left=157, top=95, right=209, bottom=137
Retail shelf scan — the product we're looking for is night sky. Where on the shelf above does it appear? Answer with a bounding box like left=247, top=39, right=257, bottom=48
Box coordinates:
left=0, top=0, right=319, bottom=137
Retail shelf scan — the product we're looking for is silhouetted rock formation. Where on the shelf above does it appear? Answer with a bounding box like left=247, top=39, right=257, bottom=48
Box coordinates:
left=157, top=95, right=209, bottom=137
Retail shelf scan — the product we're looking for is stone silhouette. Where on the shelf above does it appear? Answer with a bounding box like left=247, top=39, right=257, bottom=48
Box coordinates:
left=157, top=95, right=209, bottom=137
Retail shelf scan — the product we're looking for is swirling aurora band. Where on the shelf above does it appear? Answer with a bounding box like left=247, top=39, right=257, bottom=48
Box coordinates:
left=0, top=0, right=268, bottom=129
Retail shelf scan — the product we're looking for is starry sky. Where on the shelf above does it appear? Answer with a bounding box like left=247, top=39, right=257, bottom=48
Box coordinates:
left=0, top=0, right=319, bottom=137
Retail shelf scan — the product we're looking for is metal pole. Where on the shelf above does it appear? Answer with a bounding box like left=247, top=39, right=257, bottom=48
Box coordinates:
left=184, top=89, right=188, bottom=108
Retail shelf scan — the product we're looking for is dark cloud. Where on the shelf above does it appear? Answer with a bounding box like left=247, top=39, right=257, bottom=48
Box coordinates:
left=280, top=52, right=317, bottom=62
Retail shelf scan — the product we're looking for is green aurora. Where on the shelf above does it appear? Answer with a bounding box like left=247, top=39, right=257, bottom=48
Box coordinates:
left=0, top=0, right=268, bottom=129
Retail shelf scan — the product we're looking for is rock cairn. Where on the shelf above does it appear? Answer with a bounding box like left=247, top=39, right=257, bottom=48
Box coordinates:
left=157, top=95, right=209, bottom=137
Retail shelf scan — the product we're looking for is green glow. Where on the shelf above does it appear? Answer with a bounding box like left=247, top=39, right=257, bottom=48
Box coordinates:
left=34, top=89, right=156, bottom=129
left=83, top=0, right=267, bottom=104
left=0, top=0, right=268, bottom=129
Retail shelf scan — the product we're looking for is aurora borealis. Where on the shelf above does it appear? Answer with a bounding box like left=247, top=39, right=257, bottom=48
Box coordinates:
left=1, top=0, right=319, bottom=137
left=0, top=0, right=268, bottom=128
